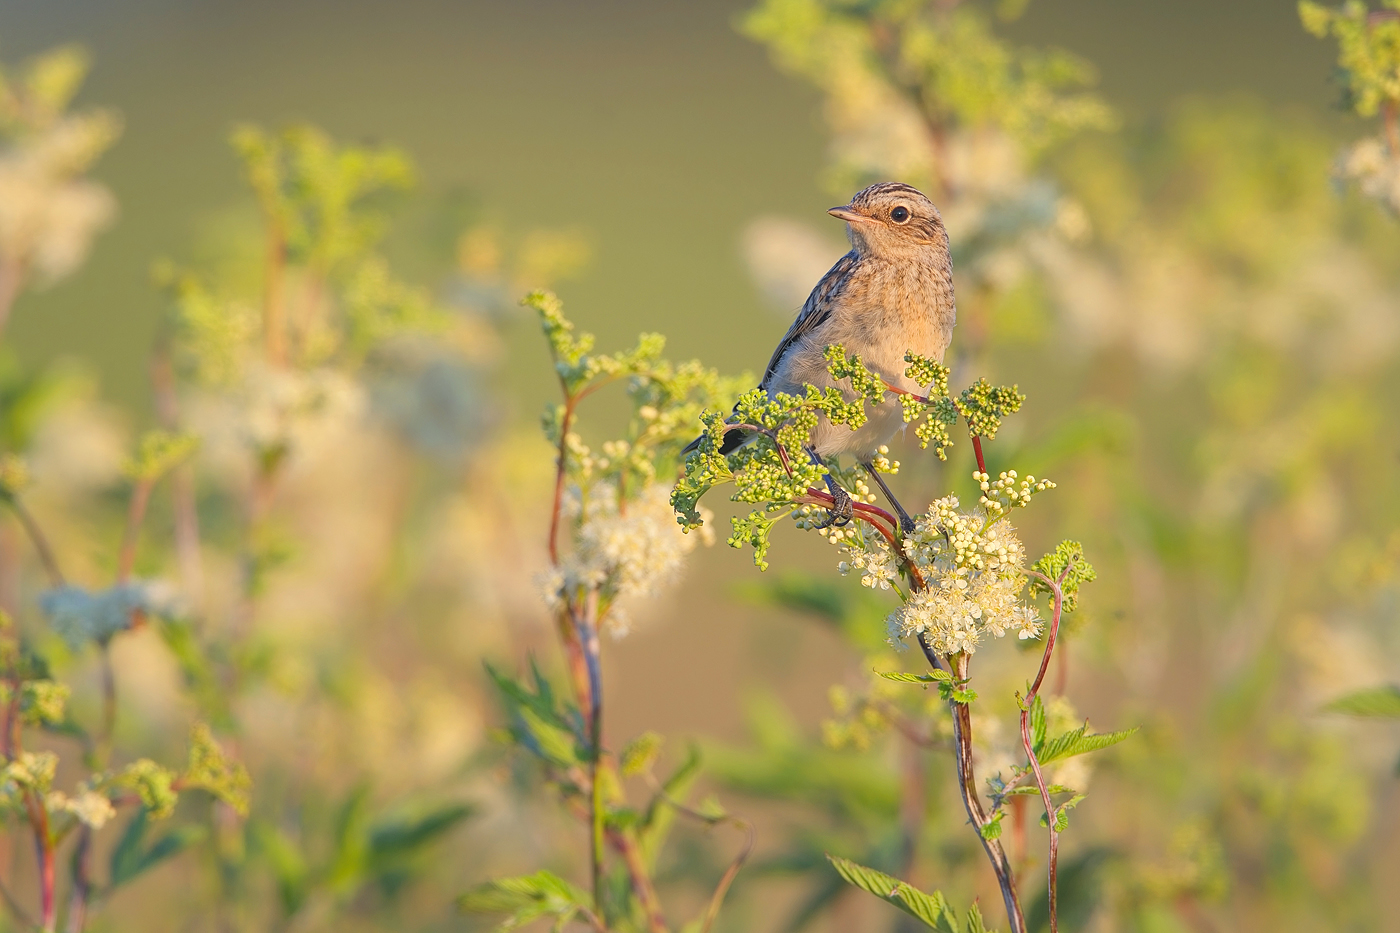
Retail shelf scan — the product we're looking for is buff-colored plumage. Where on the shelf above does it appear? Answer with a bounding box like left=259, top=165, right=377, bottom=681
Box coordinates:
left=756, top=182, right=957, bottom=460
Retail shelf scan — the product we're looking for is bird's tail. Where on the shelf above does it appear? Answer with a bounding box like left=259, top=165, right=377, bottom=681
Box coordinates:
left=681, top=426, right=752, bottom=457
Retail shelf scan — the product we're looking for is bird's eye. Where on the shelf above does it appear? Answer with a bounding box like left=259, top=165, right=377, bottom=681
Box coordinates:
left=890, top=206, right=910, bottom=223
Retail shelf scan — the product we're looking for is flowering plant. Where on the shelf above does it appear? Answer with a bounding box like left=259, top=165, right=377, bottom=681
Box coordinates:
left=676, top=345, right=1130, bottom=933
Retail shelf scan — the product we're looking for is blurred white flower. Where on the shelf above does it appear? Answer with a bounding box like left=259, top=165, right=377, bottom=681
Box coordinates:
left=541, top=481, right=711, bottom=636
left=742, top=216, right=847, bottom=312
left=0, top=110, right=119, bottom=287
left=1335, top=135, right=1400, bottom=216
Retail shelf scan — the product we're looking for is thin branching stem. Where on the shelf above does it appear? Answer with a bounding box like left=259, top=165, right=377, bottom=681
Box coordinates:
left=0, top=872, right=36, bottom=931
left=575, top=592, right=607, bottom=919
left=917, top=638, right=1026, bottom=933
left=548, top=393, right=578, bottom=564
left=1019, top=565, right=1073, bottom=933
left=644, top=775, right=754, bottom=933
left=3, top=500, right=64, bottom=587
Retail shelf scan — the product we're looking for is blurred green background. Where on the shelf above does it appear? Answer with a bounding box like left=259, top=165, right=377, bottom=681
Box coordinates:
left=0, top=0, right=1342, bottom=404
left=0, top=1, right=1397, bottom=932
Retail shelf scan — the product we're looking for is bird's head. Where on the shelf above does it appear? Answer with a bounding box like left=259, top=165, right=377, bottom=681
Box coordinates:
left=828, top=183, right=947, bottom=259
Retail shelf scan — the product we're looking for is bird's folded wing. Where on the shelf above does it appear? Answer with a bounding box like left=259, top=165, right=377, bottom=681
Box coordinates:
left=760, top=250, right=859, bottom=389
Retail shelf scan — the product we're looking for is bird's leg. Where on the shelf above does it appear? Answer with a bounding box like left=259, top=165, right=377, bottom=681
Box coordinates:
left=807, top=448, right=854, bottom=529
left=863, top=461, right=916, bottom=534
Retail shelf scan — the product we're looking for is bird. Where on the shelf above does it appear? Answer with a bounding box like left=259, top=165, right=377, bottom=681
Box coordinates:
left=689, top=181, right=957, bottom=531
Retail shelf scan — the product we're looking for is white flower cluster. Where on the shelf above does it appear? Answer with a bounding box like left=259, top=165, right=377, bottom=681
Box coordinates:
left=238, top=365, right=366, bottom=457
left=46, top=788, right=116, bottom=829
left=1335, top=135, right=1400, bottom=217
left=894, top=490, right=1044, bottom=656
left=541, top=482, right=711, bottom=635
left=0, top=111, right=118, bottom=285
left=829, top=524, right=900, bottom=591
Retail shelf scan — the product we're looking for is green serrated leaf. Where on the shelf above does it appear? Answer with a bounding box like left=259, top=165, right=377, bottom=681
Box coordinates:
left=827, top=854, right=951, bottom=929
left=1324, top=685, right=1400, bottom=718
left=1030, top=694, right=1047, bottom=752
left=1036, top=724, right=1137, bottom=765
left=879, top=669, right=952, bottom=684
left=458, top=870, right=591, bottom=931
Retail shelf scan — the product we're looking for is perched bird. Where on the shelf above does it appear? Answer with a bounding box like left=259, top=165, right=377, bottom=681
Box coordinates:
left=692, top=182, right=957, bottom=529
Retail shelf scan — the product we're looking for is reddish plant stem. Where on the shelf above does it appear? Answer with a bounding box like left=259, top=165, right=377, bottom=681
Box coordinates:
left=547, top=395, right=577, bottom=564
left=1019, top=566, right=1073, bottom=933
left=611, top=826, right=667, bottom=933
left=799, top=489, right=926, bottom=591
left=572, top=592, right=607, bottom=919
left=928, top=645, right=1026, bottom=933
left=64, top=831, right=92, bottom=933
left=972, top=435, right=986, bottom=475
left=31, top=803, right=53, bottom=933
left=4, top=682, right=55, bottom=932
left=117, top=479, right=153, bottom=584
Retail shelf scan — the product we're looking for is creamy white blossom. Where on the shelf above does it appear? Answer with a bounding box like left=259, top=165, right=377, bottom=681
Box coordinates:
left=891, top=488, right=1043, bottom=655
left=542, top=481, right=712, bottom=635
left=46, top=789, right=116, bottom=829
left=1335, top=135, right=1400, bottom=216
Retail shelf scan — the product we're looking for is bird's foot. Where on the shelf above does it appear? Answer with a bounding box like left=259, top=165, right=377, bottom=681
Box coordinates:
left=813, top=478, right=855, bottom=529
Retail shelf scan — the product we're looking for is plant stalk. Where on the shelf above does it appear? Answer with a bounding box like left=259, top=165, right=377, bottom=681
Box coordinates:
left=921, top=640, right=1026, bottom=933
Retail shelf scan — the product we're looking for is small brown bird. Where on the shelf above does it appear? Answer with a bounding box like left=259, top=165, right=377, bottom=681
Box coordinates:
left=696, top=182, right=957, bottom=529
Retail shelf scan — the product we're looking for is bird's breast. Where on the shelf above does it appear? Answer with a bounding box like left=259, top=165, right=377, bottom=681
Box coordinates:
left=828, top=256, right=955, bottom=389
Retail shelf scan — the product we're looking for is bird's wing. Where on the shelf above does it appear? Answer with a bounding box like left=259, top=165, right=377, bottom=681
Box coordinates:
left=681, top=251, right=860, bottom=457
left=760, top=250, right=859, bottom=390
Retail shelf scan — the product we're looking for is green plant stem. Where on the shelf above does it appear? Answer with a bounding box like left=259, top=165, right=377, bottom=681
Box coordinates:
left=644, top=775, right=754, bottom=933
left=2, top=499, right=65, bottom=587
left=548, top=393, right=578, bottom=564
left=151, top=349, right=204, bottom=608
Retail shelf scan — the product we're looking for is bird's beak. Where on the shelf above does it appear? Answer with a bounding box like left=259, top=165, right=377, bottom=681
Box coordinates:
left=827, top=206, right=872, bottom=224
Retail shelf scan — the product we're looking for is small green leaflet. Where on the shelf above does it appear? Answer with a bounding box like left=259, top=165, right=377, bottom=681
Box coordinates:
left=110, top=810, right=207, bottom=889
left=827, top=855, right=954, bottom=930
left=1040, top=793, right=1087, bottom=832
left=879, top=670, right=952, bottom=684
left=1035, top=722, right=1137, bottom=765
left=1324, top=685, right=1400, bottom=719
left=458, top=870, right=591, bottom=931
left=1029, top=695, right=1047, bottom=749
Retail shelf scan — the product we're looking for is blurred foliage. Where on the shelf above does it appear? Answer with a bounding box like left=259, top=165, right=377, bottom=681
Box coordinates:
left=0, top=3, right=1394, bottom=932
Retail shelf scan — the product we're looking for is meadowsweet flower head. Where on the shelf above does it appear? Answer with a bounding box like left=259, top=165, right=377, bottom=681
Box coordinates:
left=542, top=481, right=711, bottom=635
left=884, top=485, right=1043, bottom=655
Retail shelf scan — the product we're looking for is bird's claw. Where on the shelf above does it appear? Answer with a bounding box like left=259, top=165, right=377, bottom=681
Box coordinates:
left=813, top=485, right=855, bottom=529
